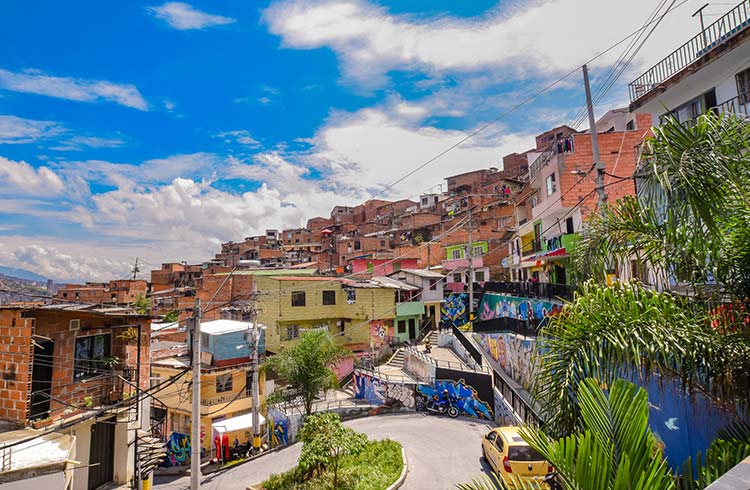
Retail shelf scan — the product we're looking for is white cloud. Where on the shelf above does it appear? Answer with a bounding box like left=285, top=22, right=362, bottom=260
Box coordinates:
left=297, top=107, right=533, bottom=196
left=0, top=156, right=64, bottom=196
left=148, top=2, right=236, bottom=30
left=263, top=0, right=703, bottom=87
left=216, top=130, right=262, bottom=148
left=0, top=115, right=64, bottom=144
left=0, top=68, right=148, bottom=110
left=50, top=135, right=125, bottom=151
left=4, top=244, right=132, bottom=283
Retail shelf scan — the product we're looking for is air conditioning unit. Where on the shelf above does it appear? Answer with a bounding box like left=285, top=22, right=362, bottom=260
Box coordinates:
left=69, top=319, right=80, bottom=331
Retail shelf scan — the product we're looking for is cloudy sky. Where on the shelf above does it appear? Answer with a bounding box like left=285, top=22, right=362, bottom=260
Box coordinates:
left=0, top=0, right=715, bottom=281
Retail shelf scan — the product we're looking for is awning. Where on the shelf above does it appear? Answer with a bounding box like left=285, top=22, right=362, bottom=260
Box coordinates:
left=520, top=248, right=568, bottom=268
left=212, top=413, right=266, bottom=434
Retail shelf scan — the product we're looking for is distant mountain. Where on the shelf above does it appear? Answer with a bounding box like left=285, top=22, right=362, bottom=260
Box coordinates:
left=0, top=265, right=49, bottom=283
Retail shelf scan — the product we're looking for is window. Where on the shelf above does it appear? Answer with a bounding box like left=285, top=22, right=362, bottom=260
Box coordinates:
left=530, top=194, right=538, bottom=208
left=322, top=290, right=336, bottom=305
left=475, top=271, right=486, bottom=282
left=473, top=246, right=484, bottom=257
left=291, top=291, right=306, bottom=307
left=201, top=333, right=209, bottom=348
left=216, top=373, right=233, bottom=393
left=354, top=241, right=361, bottom=250
left=286, top=325, right=299, bottom=340
left=566, top=217, right=575, bottom=235
left=453, top=273, right=463, bottom=283
left=626, top=119, right=635, bottom=130
left=73, top=334, right=111, bottom=380
left=397, top=320, right=406, bottom=334
left=451, top=249, right=462, bottom=259
left=429, top=279, right=438, bottom=291
left=737, top=68, right=750, bottom=104
left=546, top=173, right=557, bottom=196
left=380, top=239, right=385, bottom=247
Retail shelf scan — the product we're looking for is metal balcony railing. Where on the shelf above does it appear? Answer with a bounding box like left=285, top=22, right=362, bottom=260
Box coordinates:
left=629, top=0, right=750, bottom=102
left=716, top=90, right=750, bottom=117
left=201, top=390, right=251, bottom=406
left=483, top=281, right=575, bottom=302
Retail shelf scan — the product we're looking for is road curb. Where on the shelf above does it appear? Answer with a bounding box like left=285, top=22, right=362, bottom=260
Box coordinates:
left=386, top=447, right=409, bottom=490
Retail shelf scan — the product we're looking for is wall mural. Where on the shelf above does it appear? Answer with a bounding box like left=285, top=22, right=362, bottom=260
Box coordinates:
left=369, top=320, right=394, bottom=349
left=161, top=432, right=191, bottom=467
left=478, top=293, right=563, bottom=322
left=417, top=379, right=493, bottom=420
left=352, top=370, right=417, bottom=408
left=493, top=390, right=518, bottom=426
left=441, top=293, right=467, bottom=326
left=267, top=408, right=291, bottom=449
left=473, top=333, right=538, bottom=391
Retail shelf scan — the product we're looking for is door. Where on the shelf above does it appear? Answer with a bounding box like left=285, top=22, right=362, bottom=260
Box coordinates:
left=408, top=318, right=416, bottom=339
left=89, top=418, right=115, bottom=489
left=483, top=431, right=502, bottom=473
left=30, top=339, right=54, bottom=420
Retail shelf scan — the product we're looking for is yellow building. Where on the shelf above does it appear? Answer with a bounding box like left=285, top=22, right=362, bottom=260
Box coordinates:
left=254, top=276, right=398, bottom=353
left=151, top=320, right=267, bottom=460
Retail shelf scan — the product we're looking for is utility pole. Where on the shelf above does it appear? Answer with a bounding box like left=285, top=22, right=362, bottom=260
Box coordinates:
left=132, top=257, right=140, bottom=280
left=466, top=206, right=475, bottom=321
left=582, top=64, right=607, bottom=208
left=247, top=299, right=262, bottom=453
left=190, top=298, right=201, bottom=490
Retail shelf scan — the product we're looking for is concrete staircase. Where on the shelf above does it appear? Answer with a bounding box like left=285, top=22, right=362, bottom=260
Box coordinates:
left=427, top=330, right=438, bottom=346
left=389, top=348, right=406, bottom=368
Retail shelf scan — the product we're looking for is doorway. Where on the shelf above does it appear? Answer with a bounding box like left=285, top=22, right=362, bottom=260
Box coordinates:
left=89, top=418, right=115, bottom=489
left=408, top=318, right=416, bottom=339
left=30, top=339, right=54, bottom=420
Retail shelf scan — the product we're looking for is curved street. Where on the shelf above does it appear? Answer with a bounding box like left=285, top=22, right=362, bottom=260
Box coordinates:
left=153, top=413, right=496, bottom=490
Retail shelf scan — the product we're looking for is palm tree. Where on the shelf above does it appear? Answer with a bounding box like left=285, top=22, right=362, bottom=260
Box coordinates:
left=572, top=112, right=750, bottom=300
left=457, top=378, right=675, bottom=490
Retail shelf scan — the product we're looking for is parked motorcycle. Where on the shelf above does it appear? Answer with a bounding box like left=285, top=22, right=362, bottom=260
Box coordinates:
left=416, top=393, right=459, bottom=418
left=543, top=472, right=563, bottom=490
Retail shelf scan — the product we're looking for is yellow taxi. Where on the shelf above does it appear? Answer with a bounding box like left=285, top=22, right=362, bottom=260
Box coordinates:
left=481, top=426, right=552, bottom=488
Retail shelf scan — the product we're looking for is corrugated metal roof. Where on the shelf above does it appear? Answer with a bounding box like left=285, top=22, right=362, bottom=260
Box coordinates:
left=371, top=276, right=420, bottom=291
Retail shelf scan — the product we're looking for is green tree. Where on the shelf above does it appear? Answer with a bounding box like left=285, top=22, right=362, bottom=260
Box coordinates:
left=531, top=282, right=750, bottom=437
left=164, top=309, right=179, bottom=323
left=264, top=329, right=351, bottom=416
left=298, top=412, right=367, bottom=487
left=132, top=294, right=151, bottom=315
left=572, top=112, right=750, bottom=300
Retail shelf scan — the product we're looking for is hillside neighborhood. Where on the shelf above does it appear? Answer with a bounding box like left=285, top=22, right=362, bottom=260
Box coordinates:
left=1, top=0, right=750, bottom=489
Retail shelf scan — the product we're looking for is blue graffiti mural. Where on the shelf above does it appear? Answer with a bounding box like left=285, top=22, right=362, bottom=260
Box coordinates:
left=441, top=293, right=467, bottom=326
left=417, top=379, right=493, bottom=420
left=353, top=371, right=386, bottom=405
left=267, top=408, right=290, bottom=448
left=161, top=432, right=191, bottom=467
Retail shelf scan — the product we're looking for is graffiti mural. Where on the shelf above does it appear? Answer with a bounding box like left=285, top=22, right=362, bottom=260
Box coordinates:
left=493, top=390, right=518, bottom=426
left=478, top=293, right=563, bottom=322
left=403, top=350, right=435, bottom=382
left=474, top=333, right=538, bottom=390
left=369, top=320, right=394, bottom=349
left=267, top=408, right=291, bottom=449
left=353, top=370, right=417, bottom=409
left=353, top=370, right=386, bottom=405
left=161, top=432, right=191, bottom=467
left=441, top=293, right=467, bottom=326
left=417, top=379, right=493, bottom=420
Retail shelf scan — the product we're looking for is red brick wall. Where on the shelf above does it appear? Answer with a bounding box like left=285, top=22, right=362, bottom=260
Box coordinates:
left=559, top=113, right=651, bottom=220
left=0, top=310, right=33, bottom=424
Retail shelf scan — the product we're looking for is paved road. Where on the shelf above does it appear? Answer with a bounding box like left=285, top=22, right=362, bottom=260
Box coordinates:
left=154, top=413, right=496, bottom=490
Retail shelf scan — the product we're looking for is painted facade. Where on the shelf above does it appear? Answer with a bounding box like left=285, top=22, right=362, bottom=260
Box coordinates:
left=478, top=292, right=563, bottom=321
left=254, top=276, right=396, bottom=353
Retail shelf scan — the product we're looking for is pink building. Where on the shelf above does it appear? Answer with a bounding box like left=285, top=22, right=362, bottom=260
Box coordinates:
left=350, top=258, right=420, bottom=277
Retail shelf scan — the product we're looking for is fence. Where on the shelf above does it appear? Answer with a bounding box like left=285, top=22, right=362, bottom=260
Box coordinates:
left=483, top=281, right=575, bottom=302
left=629, top=0, right=750, bottom=101
left=451, top=324, right=484, bottom=366
left=492, top=367, right=543, bottom=426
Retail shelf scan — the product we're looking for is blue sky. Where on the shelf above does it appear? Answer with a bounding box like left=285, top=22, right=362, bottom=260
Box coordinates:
left=0, top=0, right=707, bottom=281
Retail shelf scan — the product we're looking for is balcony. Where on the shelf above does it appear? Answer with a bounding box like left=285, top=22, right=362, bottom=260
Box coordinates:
left=201, top=389, right=251, bottom=406
left=629, top=0, right=750, bottom=102
left=716, top=90, right=750, bottom=117
left=442, top=257, right=484, bottom=271
left=528, top=136, right=575, bottom=181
